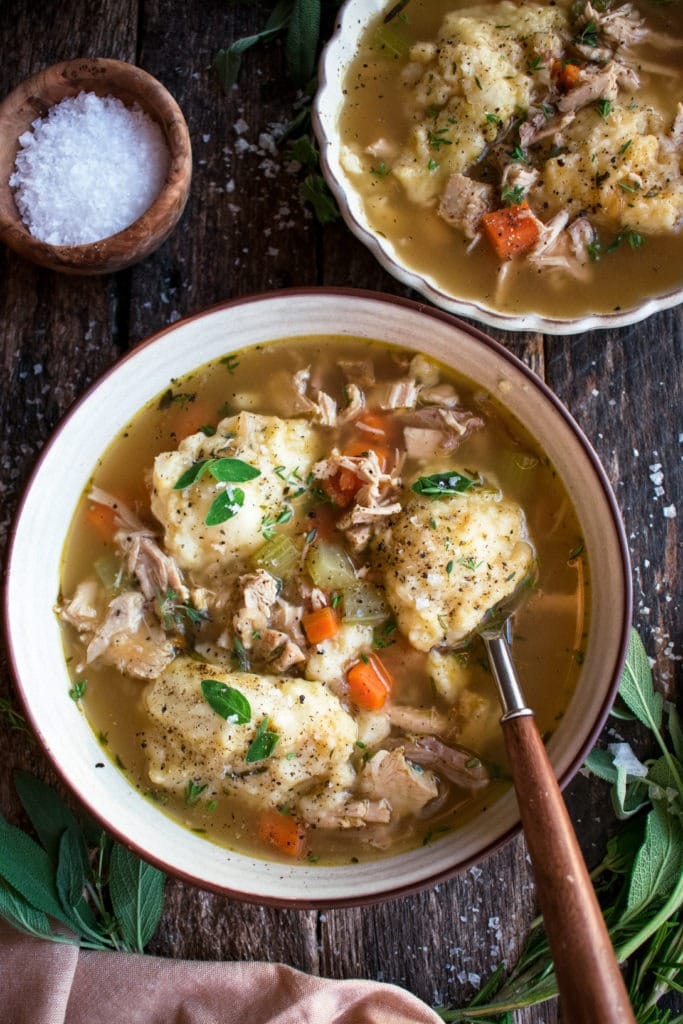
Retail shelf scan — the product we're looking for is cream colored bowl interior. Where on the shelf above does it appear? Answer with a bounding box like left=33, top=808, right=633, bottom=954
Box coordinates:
left=5, top=291, right=630, bottom=905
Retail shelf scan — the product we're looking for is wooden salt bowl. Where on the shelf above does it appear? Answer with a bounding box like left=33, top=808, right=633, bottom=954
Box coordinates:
left=0, top=58, right=192, bottom=274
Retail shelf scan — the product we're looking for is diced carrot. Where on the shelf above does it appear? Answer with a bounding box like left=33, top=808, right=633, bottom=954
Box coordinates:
left=481, top=202, right=541, bottom=260
left=321, top=467, right=363, bottom=508
left=84, top=501, right=120, bottom=541
left=551, top=59, right=581, bottom=92
left=302, top=606, right=340, bottom=644
left=258, top=809, right=308, bottom=858
left=355, top=411, right=400, bottom=445
left=347, top=654, right=393, bottom=711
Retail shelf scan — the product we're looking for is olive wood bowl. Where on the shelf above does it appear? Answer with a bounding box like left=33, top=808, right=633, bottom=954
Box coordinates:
left=0, top=57, right=192, bottom=274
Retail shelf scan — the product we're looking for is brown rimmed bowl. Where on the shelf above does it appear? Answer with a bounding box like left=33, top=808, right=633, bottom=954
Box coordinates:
left=0, top=57, right=192, bottom=274
left=4, top=289, right=632, bottom=907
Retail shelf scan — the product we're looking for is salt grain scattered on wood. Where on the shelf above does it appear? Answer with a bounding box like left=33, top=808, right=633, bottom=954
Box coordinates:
left=10, top=91, right=169, bottom=245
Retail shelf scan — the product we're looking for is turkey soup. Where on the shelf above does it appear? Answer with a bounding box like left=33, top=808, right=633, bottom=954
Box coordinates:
left=58, top=336, right=589, bottom=864
left=337, top=0, right=683, bottom=320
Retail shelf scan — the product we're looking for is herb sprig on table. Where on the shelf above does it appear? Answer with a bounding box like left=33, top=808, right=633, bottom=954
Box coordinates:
left=213, top=0, right=343, bottom=224
left=0, top=772, right=164, bottom=953
left=437, top=629, right=683, bottom=1023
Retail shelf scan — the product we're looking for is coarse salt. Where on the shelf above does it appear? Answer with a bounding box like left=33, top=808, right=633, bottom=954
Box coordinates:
left=10, top=91, right=169, bottom=245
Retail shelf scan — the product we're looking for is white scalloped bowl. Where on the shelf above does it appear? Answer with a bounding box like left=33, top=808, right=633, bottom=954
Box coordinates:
left=5, top=289, right=632, bottom=907
left=313, top=0, right=683, bottom=335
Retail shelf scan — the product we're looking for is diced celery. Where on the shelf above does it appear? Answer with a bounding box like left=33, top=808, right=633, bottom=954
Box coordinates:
left=374, top=24, right=410, bottom=59
left=94, top=555, right=124, bottom=593
left=305, top=541, right=357, bottom=590
left=342, top=581, right=390, bottom=625
left=252, top=535, right=300, bottom=576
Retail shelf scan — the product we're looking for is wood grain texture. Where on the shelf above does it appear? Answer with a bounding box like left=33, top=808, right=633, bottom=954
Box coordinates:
left=0, top=3, right=681, bottom=1024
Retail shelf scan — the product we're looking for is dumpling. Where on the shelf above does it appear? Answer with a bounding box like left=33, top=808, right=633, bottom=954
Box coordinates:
left=151, top=412, right=322, bottom=574
left=374, top=489, right=534, bottom=651
left=143, top=657, right=357, bottom=809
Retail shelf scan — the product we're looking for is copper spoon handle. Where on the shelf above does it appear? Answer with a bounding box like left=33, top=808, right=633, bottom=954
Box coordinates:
left=484, top=634, right=636, bottom=1024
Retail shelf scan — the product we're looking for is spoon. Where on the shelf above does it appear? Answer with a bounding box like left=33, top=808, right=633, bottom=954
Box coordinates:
left=481, top=615, right=636, bottom=1024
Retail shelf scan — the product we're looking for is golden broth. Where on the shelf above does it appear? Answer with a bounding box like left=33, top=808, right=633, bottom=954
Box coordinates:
left=60, top=336, right=589, bottom=864
left=337, top=0, right=683, bottom=320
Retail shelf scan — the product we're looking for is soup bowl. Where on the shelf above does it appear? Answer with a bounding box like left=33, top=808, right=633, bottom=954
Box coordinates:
left=314, top=0, right=683, bottom=334
left=4, top=289, right=632, bottom=907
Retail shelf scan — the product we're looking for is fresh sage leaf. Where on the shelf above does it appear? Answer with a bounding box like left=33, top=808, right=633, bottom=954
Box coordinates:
left=301, top=174, right=340, bottom=225
left=668, top=703, right=683, bottom=763
left=0, top=812, right=79, bottom=932
left=207, top=458, right=261, bottom=484
left=286, top=0, right=321, bottom=84
left=14, top=771, right=83, bottom=868
left=109, top=843, right=165, bottom=954
left=618, top=628, right=663, bottom=732
left=584, top=748, right=619, bottom=784
left=205, top=487, right=245, bottom=526
left=246, top=716, right=279, bottom=763
left=0, top=876, right=59, bottom=942
left=213, top=0, right=292, bottom=91
left=411, top=471, right=477, bottom=497
left=201, top=679, right=251, bottom=723
left=626, top=802, right=683, bottom=914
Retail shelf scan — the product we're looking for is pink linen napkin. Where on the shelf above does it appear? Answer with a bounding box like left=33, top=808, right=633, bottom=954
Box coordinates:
left=0, top=920, right=444, bottom=1024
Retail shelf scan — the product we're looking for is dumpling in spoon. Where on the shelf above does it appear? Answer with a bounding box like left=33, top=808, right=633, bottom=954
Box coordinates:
left=374, top=484, right=534, bottom=652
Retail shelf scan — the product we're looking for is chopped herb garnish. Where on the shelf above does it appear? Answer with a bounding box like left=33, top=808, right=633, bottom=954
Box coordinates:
left=457, top=556, right=484, bottom=572
left=184, top=780, right=208, bottom=806
left=618, top=180, right=640, bottom=193
left=373, top=619, right=397, bottom=649
left=574, top=19, right=599, bottom=47
left=508, top=145, right=529, bottom=164
left=261, top=505, right=293, bottom=539
left=596, top=98, right=612, bottom=120
left=246, top=716, right=279, bottom=763
left=412, top=471, right=477, bottom=497
left=69, top=679, right=87, bottom=702
left=356, top=740, right=367, bottom=749
left=331, top=592, right=342, bottom=609
left=446, top=560, right=454, bottom=575
left=502, top=184, right=525, bottom=206
left=485, top=112, right=502, bottom=126
left=201, top=679, right=251, bottom=723
left=220, top=354, right=240, bottom=374
left=232, top=635, right=250, bottom=672
left=173, top=456, right=260, bottom=490
left=199, top=424, right=217, bottom=436
left=427, top=158, right=440, bottom=171
left=426, top=126, right=452, bottom=150
left=158, top=389, right=195, bottom=410
left=157, top=588, right=209, bottom=632
left=569, top=542, right=585, bottom=561
left=527, top=55, right=545, bottom=71
left=474, top=75, right=483, bottom=90
left=206, top=799, right=218, bottom=812
left=619, top=138, right=633, bottom=155
left=370, top=161, right=390, bottom=177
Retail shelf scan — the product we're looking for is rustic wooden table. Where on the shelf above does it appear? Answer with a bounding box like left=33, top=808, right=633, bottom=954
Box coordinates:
left=1, top=3, right=681, bottom=1022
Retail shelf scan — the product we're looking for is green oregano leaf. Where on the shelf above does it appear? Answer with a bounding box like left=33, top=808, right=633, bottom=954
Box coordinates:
left=246, top=716, right=279, bottom=763
left=207, top=458, right=261, bottom=483
left=173, top=460, right=211, bottom=490
left=108, top=843, right=165, bottom=953
left=205, top=487, right=245, bottom=526
left=201, top=680, right=252, bottom=723
left=411, top=471, right=477, bottom=498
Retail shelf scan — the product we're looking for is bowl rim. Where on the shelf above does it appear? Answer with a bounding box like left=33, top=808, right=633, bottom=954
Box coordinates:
left=3, top=287, right=634, bottom=907
left=313, top=0, right=683, bottom=335
left=0, top=56, right=192, bottom=273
